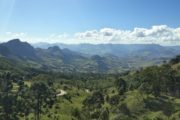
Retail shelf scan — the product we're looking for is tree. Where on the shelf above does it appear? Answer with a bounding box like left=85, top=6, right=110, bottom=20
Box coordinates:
left=0, top=72, right=13, bottom=92
left=0, top=94, right=17, bottom=120
left=0, top=72, right=18, bottom=120
left=128, top=64, right=180, bottom=97
left=108, top=95, right=119, bottom=106
left=98, top=108, right=109, bottom=120
left=134, top=66, right=161, bottom=96
left=71, top=108, right=81, bottom=120
left=115, top=78, right=127, bottom=95
left=16, top=82, right=31, bottom=120
left=30, top=81, right=56, bottom=120
left=81, top=90, right=105, bottom=120
left=160, top=64, right=179, bottom=96
left=170, top=55, right=180, bottom=64
left=83, top=90, right=104, bottom=109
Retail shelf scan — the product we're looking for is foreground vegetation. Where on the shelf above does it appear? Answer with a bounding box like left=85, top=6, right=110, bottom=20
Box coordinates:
left=0, top=56, right=180, bottom=120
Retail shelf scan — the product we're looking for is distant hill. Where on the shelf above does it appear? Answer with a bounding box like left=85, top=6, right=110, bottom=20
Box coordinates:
left=0, top=39, right=180, bottom=73
left=33, top=43, right=178, bottom=59
left=1, top=39, right=37, bottom=59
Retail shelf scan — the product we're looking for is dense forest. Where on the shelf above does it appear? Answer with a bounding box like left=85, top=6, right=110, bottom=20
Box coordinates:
left=0, top=50, right=180, bottom=120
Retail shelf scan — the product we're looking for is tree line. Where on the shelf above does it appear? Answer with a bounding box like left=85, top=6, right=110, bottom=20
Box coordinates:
left=0, top=72, right=56, bottom=120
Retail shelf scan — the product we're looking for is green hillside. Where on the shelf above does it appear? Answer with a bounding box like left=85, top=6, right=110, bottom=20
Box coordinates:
left=0, top=39, right=175, bottom=73
left=0, top=54, right=179, bottom=120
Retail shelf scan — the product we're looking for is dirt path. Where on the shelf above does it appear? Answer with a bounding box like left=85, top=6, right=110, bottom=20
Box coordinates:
left=57, top=89, right=67, bottom=96
left=85, top=89, right=90, bottom=93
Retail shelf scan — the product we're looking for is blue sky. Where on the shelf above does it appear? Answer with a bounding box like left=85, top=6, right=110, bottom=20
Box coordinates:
left=0, top=0, right=180, bottom=44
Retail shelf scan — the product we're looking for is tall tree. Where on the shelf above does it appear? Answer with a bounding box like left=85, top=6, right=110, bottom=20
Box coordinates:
left=30, top=81, right=56, bottom=120
left=83, top=90, right=104, bottom=109
left=0, top=72, right=18, bottom=120
left=115, top=78, right=127, bottom=95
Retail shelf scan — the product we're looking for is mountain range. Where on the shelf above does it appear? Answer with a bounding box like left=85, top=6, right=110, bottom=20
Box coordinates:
left=33, top=42, right=180, bottom=58
left=0, top=39, right=180, bottom=73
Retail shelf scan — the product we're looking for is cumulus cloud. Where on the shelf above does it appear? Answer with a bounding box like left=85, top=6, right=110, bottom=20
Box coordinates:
left=0, top=25, right=180, bottom=45
left=73, top=25, right=180, bottom=45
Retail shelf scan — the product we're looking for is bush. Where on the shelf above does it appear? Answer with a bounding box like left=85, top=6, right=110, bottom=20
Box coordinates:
left=108, top=95, right=119, bottom=106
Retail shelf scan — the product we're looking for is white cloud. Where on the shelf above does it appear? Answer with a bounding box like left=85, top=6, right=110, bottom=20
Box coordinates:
left=6, top=32, right=27, bottom=37
left=0, top=25, right=180, bottom=45
left=72, top=25, right=180, bottom=45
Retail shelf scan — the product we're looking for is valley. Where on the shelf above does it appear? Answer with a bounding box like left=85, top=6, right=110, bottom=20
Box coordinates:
left=1, top=39, right=179, bottom=74
left=0, top=39, right=180, bottom=120
left=1, top=0, right=180, bottom=119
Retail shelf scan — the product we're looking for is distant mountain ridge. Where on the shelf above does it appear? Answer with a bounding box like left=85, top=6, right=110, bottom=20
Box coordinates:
left=0, top=39, right=180, bottom=73
left=33, top=42, right=179, bottom=58
left=0, top=39, right=37, bottom=59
